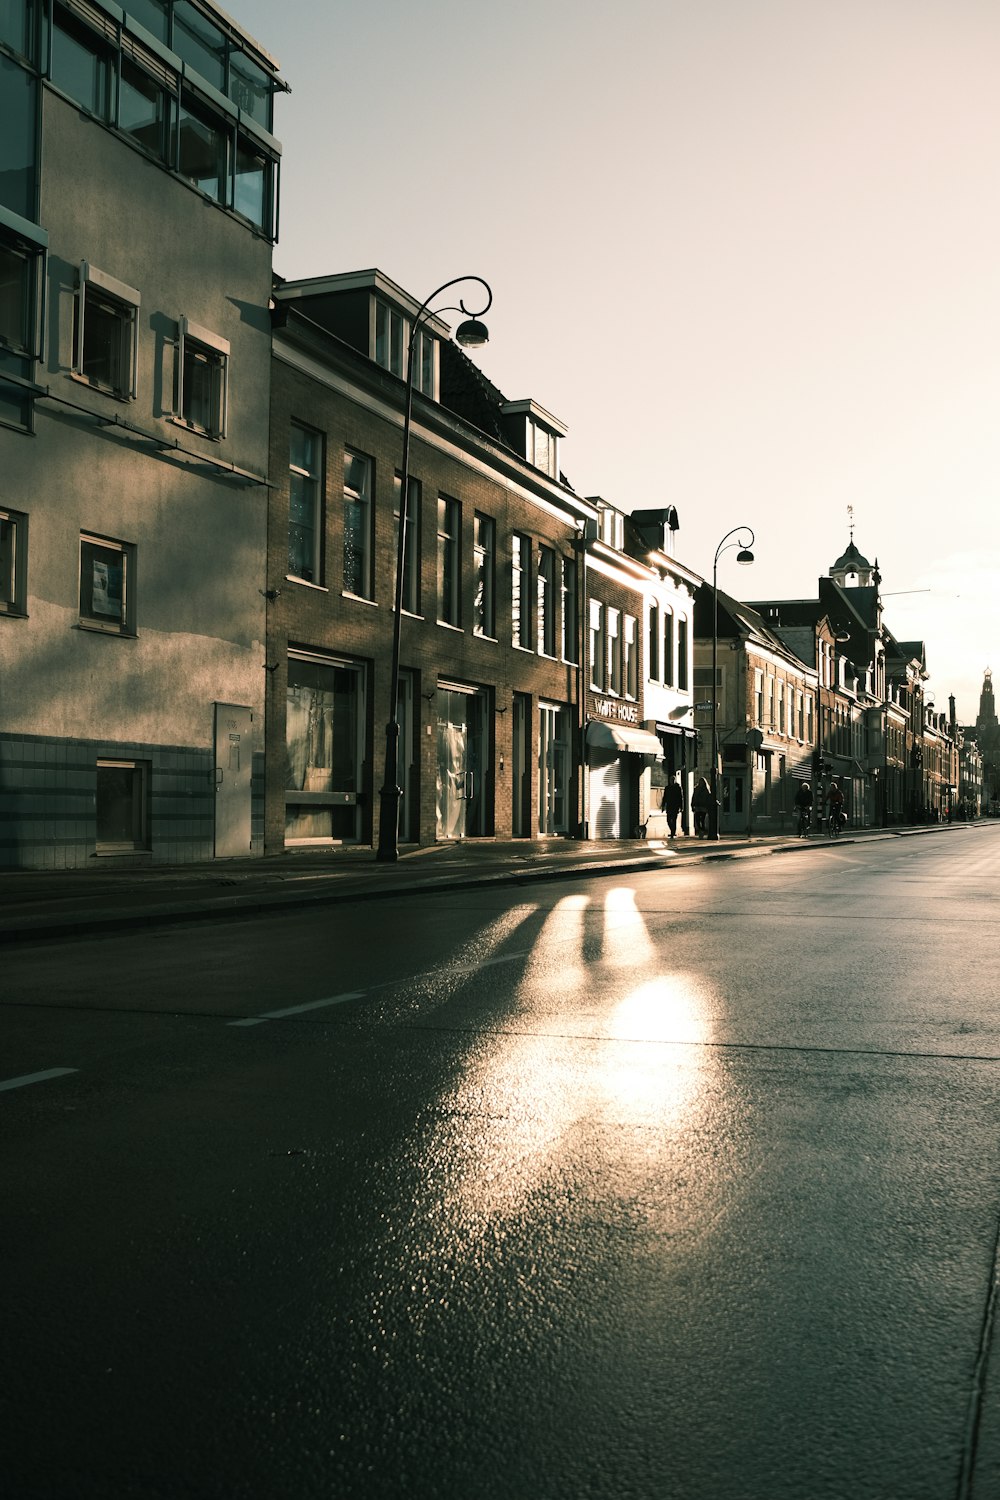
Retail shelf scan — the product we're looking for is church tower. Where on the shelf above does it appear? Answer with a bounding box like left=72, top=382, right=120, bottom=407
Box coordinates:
left=977, top=669, right=998, bottom=735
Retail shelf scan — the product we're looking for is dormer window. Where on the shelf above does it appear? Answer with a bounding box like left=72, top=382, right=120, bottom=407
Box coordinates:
left=598, top=505, right=624, bottom=551
left=374, top=298, right=438, bottom=397
left=500, top=399, right=567, bottom=479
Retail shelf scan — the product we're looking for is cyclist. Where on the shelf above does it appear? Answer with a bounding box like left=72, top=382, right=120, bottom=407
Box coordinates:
left=827, top=779, right=845, bottom=836
left=794, top=779, right=813, bottom=837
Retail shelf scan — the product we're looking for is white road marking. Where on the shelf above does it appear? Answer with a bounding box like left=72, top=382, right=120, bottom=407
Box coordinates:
left=228, top=991, right=366, bottom=1027
left=0, top=1067, right=78, bottom=1093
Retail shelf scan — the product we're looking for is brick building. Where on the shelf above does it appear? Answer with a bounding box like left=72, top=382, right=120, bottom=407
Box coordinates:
left=266, top=270, right=667, bottom=852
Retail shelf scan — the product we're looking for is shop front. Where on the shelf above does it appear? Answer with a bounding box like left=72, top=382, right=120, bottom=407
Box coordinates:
left=584, top=701, right=664, bottom=839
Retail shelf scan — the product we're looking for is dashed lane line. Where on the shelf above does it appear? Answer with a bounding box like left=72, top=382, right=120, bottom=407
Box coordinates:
left=228, top=992, right=366, bottom=1027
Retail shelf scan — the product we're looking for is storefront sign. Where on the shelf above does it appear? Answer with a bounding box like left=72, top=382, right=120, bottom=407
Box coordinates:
left=591, top=697, right=639, bottom=724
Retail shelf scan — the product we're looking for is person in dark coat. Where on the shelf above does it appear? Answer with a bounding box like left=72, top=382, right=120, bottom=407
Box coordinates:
left=691, top=776, right=712, bottom=837
left=662, top=773, right=684, bottom=838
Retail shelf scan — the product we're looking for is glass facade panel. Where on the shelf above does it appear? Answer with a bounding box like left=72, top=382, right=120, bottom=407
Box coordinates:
left=119, top=57, right=170, bottom=160
left=229, top=51, right=271, bottom=128
left=234, top=136, right=266, bottom=227
left=0, top=0, right=36, bottom=61
left=51, top=6, right=111, bottom=119
left=124, top=0, right=169, bottom=43
left=173, top=0, right=225, bottom=89
left=285, top=658, right=362, bottom=843
left=0, top=240, right=31, bottom=354
left=0, top=57, right=35, bottom=220
left=177, top=94, right=227, bottom=202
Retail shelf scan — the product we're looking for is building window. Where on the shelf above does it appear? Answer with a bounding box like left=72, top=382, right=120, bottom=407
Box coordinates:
left=80, top=533, right=134, bottom=634
left=755, top=669, right=764, bottom=724
left=589, top=598, right=605, bottom=691
left=648, top=602, right=660, bottom=682
left=343, top=450, right=373, bottom=599
left=677, top=616, right=689, bottom=690
left=607, top=607, right=622, bottom=694
left=375, top=300, right=437, bottom=397
left=561, top=556, right=578, bottom=663
left=177, top=89, right=228, bottom=204
left=437, top=494, right=461, bottom=626
left=528, top=418, right=557, bottom=478
left=663, top=607, right=674, bottom=687
left=624, top=614, right=638, bottom=699
left=0, top=0, right=38, bottom=63
left=473, top=512, right=495, bottom=637
left=119, top=52, right=171, bottom=162
left=0, top=507, right=27, bottom=615
left=512, top=533, right=530, bottom=649
left=0, top=213, right=44, bottom=431
left=96, top=759, right=150, bottom=852
left=288, top=423, right=323, bottom=584
left=393, top=474, right=421, bottom=615
left=537, top=545, right=556, bottom=656
left=51, top=3, right=113, bottom=121
left=74, top=263, right=140, bottom=400
left=176, top=318, right=228, bottom=437
left=285, top=653, right=364, bottom=844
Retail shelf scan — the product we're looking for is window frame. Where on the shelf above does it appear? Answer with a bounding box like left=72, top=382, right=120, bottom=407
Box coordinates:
left=473, top=510, right=496, bottom=638
left=512, top=532, right=531, bottom=650
left=677, top=615, right=689, bottom=691
left=342, top=448, right=373, bottom=600
left=536, top=544, right=556, bottom=657
left=393, top=472, right=421, bottom=616
left=0, top=506, right=28, bottom=616
left=589, top=598, right=605, bottom=692
left=436, top=492, right=461, bottom=627
left=175, top=316, right=229, bottom=437
left=624, top=614, right=638, bottom=700
left=287, top=420, right=324, bottom=586
left=79, top=531, right=136, bottom=636
left=561, top=555, right=578, bottom=664
left=74, top=262, right=140, bottom=400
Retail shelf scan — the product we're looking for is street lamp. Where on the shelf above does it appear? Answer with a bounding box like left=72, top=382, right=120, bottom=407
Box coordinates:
left=376, top=275, right=493, bottom=863
left=709, top=526, right=755, bottom=841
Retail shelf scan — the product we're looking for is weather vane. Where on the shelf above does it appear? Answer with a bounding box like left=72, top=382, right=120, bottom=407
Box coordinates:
left=847, top=504, right=854, bottom=543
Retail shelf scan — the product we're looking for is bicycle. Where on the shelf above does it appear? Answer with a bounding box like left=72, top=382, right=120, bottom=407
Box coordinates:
left=796, top=807, right=811, bottom=837
left=828, top=807, right=845, bottom=838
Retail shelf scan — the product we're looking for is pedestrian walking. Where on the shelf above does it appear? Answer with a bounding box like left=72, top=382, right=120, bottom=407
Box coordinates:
left=662, top=773, right=684, bottom=838
left=691, top=776, right=712, bottom=837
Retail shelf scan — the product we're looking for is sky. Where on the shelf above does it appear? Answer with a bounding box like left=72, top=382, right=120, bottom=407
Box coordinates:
left=234, top=0, right=999, bottom=723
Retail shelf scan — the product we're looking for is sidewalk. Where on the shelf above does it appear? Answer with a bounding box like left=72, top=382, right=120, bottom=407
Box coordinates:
left=0, top=823, right=965, bottom=944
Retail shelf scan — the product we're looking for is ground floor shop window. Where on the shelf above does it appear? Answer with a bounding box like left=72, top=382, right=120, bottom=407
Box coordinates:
left=96, top=758, right=149, bottom=852
left=436, top=682, right=489, bottom=840
left=538, top=702, right=571, bottom=835
left=285, top=653, right=364, bottom=844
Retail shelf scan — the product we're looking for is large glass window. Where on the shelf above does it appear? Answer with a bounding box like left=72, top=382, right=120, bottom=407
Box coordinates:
left=437, top=494, right=461, bottom=626
left=0, top=234, right=36, bottom=358
left=0, top=58, right=36, bottom=220
left=288, top=423, right=323, bottom=584
left=177, top=91, right=227, bottom=203
left=0, top=0, right=37, bottom=62
left=234, top=135, right=268, bottom=228
left=229, top=51, right=272, bottom=128
left=392, top=473, right=420, bottom=615
left=343, top=450, right=372, bottom=599
left=172, top=0, right=225, bottom=89
left=375, top=300, right=404, bottom=377
left=678, top=616, right=689, bottom=691
left=285, top=655, right=364, bottom=844
left=119, top=55, right=170, bottom=161
left=124, top=0, right=169, bottom=43
left=80, top=533, right=134, bottom=634
left=51, top=4, right=112, bottom=120
left=473, top=512, right=495, bottom=638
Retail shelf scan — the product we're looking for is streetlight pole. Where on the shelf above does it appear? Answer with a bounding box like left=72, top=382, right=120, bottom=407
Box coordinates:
left=709, top=526, right=755, bottom=841
left=376, top=276, right=492, bottom=863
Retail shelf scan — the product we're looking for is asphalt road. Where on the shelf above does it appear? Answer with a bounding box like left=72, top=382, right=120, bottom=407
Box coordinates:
left=4, top=827, right=1000, bottom=1499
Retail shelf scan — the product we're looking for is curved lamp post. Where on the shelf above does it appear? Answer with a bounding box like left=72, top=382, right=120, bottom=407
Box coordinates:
left=376, top=276, right=493, bottom=863
left=709, top=526, right=755, bottom=841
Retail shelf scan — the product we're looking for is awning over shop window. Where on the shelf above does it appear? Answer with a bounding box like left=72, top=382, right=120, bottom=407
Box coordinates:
left=586, top=721, right=665, bottom=757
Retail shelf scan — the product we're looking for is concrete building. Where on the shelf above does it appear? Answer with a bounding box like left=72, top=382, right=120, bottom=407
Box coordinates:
left=0, top=0, right=285, bottom=867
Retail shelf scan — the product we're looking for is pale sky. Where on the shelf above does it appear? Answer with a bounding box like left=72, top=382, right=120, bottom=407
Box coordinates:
left=237, top=0, right=1000, bottom=723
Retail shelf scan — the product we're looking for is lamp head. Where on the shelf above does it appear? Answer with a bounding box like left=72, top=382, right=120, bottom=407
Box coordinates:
left=736, top=548, right=754, bottom=565
left=455, top=318, right=489, bottom=348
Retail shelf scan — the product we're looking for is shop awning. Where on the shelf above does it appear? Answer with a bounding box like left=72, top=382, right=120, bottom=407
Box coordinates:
left=586, top=722, right=664, bottom=757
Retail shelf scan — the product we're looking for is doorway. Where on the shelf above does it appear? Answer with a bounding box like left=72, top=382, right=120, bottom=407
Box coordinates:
left=436, top=684, right=489, bottom=840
